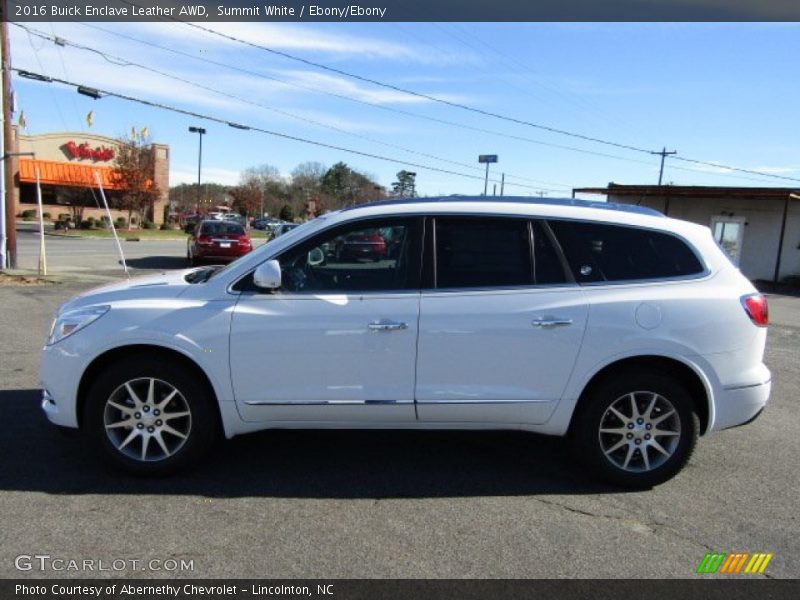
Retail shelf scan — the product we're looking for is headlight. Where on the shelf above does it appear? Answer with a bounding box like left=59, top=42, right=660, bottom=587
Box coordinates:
left=47, top=305, right=110, bottom=345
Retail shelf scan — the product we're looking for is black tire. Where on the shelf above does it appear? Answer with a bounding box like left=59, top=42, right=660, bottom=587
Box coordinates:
left=570, top=371, right=699, bottom=488
left=84, top=355, right=219, bottom=475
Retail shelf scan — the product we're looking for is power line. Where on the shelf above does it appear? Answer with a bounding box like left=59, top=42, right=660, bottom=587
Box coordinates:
left=78, top=23, right=662, bottom=173
left=91, top=20, right=779, bottom=187
left=13, top=23, right=571, bottom=191
left=178, top=18, right=656, bottom=156
left=160, top=14, right=800, bottom=185
left=22, top=19, right=800, bottom=187
left=11, top=67, right=569, bottom=194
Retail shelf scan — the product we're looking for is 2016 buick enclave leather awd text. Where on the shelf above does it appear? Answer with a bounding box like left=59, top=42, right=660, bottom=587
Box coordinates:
left=40, top=197, right=771, bottom=487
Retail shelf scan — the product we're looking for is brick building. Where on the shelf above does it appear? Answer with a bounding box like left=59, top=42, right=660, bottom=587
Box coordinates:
left=10, top=129, right=169, bottom=225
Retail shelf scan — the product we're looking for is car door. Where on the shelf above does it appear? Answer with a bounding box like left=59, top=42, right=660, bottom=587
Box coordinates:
left=415, top=217, right=588, bottom=425
left=230, top=217, right=423, bottom=423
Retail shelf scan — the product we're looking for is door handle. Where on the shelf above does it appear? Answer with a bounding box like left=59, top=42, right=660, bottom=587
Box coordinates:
left=532, top=317, right=573, bottom=328
left=368, top=319, right=408, bottom=332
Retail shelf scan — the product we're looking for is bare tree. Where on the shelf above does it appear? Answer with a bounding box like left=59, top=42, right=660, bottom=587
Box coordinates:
left=240, top=164, right=287, bottom=218
left=111, top=130, right=161, bottom=228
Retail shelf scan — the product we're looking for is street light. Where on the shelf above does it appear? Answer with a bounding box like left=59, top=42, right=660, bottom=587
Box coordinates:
left=188, top=126, right=206, bottom=213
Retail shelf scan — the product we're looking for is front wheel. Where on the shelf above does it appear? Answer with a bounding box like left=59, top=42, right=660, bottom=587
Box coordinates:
left=84, top=357, right=218, bottom=474
left=571, top=372, right=699, bottom=488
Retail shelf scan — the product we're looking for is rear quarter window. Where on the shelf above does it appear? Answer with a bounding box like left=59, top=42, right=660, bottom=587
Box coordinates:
left=548, top=220, right=704, bottom=283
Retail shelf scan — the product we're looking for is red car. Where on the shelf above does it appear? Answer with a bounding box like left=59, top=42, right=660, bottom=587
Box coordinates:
left=187, top=220, right=252, bottom=266
left=335, top=231, right=387, bottom=262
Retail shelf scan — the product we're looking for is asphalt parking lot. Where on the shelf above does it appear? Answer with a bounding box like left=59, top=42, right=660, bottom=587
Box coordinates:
left=0, top=234, right=798, bottom=579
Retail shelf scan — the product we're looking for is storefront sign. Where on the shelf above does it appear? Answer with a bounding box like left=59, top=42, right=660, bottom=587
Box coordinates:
left=63, top=141, right=115, bottom=162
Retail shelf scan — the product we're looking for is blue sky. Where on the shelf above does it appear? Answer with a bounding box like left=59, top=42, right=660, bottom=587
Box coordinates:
left=8, top=22, right=800, bottom=198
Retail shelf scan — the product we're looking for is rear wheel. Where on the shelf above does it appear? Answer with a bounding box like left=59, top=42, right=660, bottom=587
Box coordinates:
left=571, top=371, right=699, bottom=488
left=84, top=356, right=218, bottom=474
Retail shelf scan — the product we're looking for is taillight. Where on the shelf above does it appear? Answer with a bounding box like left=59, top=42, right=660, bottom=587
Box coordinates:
left=741, top=293, right=768, bottom=327
left=198, top=235, right=213, bottom=246
left=239, top=235, right=251, bottom=246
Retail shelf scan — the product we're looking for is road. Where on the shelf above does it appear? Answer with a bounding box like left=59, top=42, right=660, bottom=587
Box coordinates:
left=14, top=229, right=268, bottom=280
left=0, top=235, right=798, bottom=579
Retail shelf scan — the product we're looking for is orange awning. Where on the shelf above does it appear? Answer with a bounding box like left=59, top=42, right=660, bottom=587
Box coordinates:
left=18, top=158, right=124, bottom=190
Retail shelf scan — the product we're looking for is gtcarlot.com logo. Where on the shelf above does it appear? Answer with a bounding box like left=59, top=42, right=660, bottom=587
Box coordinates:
left=14, top=554, right=194, bottom=572
left=696, top=552, right=773, bottom=574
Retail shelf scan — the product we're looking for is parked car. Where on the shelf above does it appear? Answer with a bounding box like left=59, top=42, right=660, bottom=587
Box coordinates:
left=186, top=220, right=252, bottom=265
left=251, top=218, right=278, bottom=230
left=273, top=223, right=299, bottom=237
left=335, top=230, right=387, bottom=262
left=223, top=213, right=245, bottom=226
left=40, top=197, right=770, bottom=487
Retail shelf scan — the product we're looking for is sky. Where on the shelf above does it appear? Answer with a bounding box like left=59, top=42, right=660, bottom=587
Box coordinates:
left=7, top=21, right=800, bottom=199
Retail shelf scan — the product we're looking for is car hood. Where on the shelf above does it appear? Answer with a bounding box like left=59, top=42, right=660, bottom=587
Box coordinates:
left=59, top=269, right=196, bottom=314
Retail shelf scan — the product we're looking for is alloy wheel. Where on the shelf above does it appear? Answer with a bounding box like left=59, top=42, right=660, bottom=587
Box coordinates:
left=597, top=391, right=681, bottom=472
left=103, top=377, right=192, bottom=462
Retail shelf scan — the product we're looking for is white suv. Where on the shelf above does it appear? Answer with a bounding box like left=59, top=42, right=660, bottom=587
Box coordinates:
left=40, top=197, right=771, bottom=487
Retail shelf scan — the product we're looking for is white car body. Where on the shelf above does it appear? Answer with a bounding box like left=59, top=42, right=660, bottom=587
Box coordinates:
left=40, top=198, right=771, bottom=483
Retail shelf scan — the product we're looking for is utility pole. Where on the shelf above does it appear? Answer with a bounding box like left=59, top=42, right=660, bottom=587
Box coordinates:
left=500, top=173, right=505, bottom=197
left=651, top=147, right=677, bottom=186
left=2, top=19, right=16, bottom=268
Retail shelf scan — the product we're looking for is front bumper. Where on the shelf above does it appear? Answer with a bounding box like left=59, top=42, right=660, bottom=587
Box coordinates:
left=40, top=342, right=84, bottom=429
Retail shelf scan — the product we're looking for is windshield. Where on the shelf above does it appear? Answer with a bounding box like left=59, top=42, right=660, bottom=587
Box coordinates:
left=200, top=222, right=246, bottom=235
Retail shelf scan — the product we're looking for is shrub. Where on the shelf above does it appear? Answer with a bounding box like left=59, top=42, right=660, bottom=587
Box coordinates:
left=159, top=223, right=172, bottom=231
left=114, top=217, right=128, bottom=229
left=58, top=213, right=71, bottom=222
left=42, top=212, right=52, bottom=220
left=80, top=219, right=95, bottom=230
left=142, top=220, right=155, bottom=230
left=99, top=215, right=111, bottom=229
left=21, top=209, right=36, bottom=220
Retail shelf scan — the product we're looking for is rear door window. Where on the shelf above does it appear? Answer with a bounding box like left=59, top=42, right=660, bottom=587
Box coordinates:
left=548, top=220, right=704, bottom=283
left=434, top=217, right=532, bottom=288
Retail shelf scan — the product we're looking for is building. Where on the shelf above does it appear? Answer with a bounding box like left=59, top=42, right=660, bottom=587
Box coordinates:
left=10, top=129, right=169, bottom=225
left=573, top=184, right=800, bottom=283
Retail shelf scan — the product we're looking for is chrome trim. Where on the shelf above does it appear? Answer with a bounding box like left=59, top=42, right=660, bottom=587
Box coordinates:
left=532, top=317, right=573, bottom=328
left=42, top=389, right=55, bottom=405
left=415, top=398, right=549, bottom=405
left=242, top=399, right=412, bottom=406
left=724, top=378, right=772, bottom=391
left=368, top=320, right=409, bottom=331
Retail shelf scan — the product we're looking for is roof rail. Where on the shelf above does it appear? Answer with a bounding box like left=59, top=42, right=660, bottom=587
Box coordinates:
left=342, top=196, right=664, bottom=217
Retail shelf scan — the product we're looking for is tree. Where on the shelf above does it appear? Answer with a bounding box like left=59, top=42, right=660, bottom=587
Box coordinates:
left=321, top=162, right=385, bottom=209
left=279, top=204, right=295, bottom=222
left=228, top=183, right=263, bottom=218
left=111, top=129, right=161, bottom=227
left=391, top=170, right=417, bottom=197
left=169, top=182, right=229, bottom=214
left=240, top=163, right=287, bottom=218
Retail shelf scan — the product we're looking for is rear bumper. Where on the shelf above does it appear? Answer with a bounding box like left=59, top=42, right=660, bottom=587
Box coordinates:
left=711, top=368, right=771, bottom=431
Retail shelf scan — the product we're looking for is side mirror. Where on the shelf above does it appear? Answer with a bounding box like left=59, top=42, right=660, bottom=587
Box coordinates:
left=253, top=260, right=282, bottom=290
